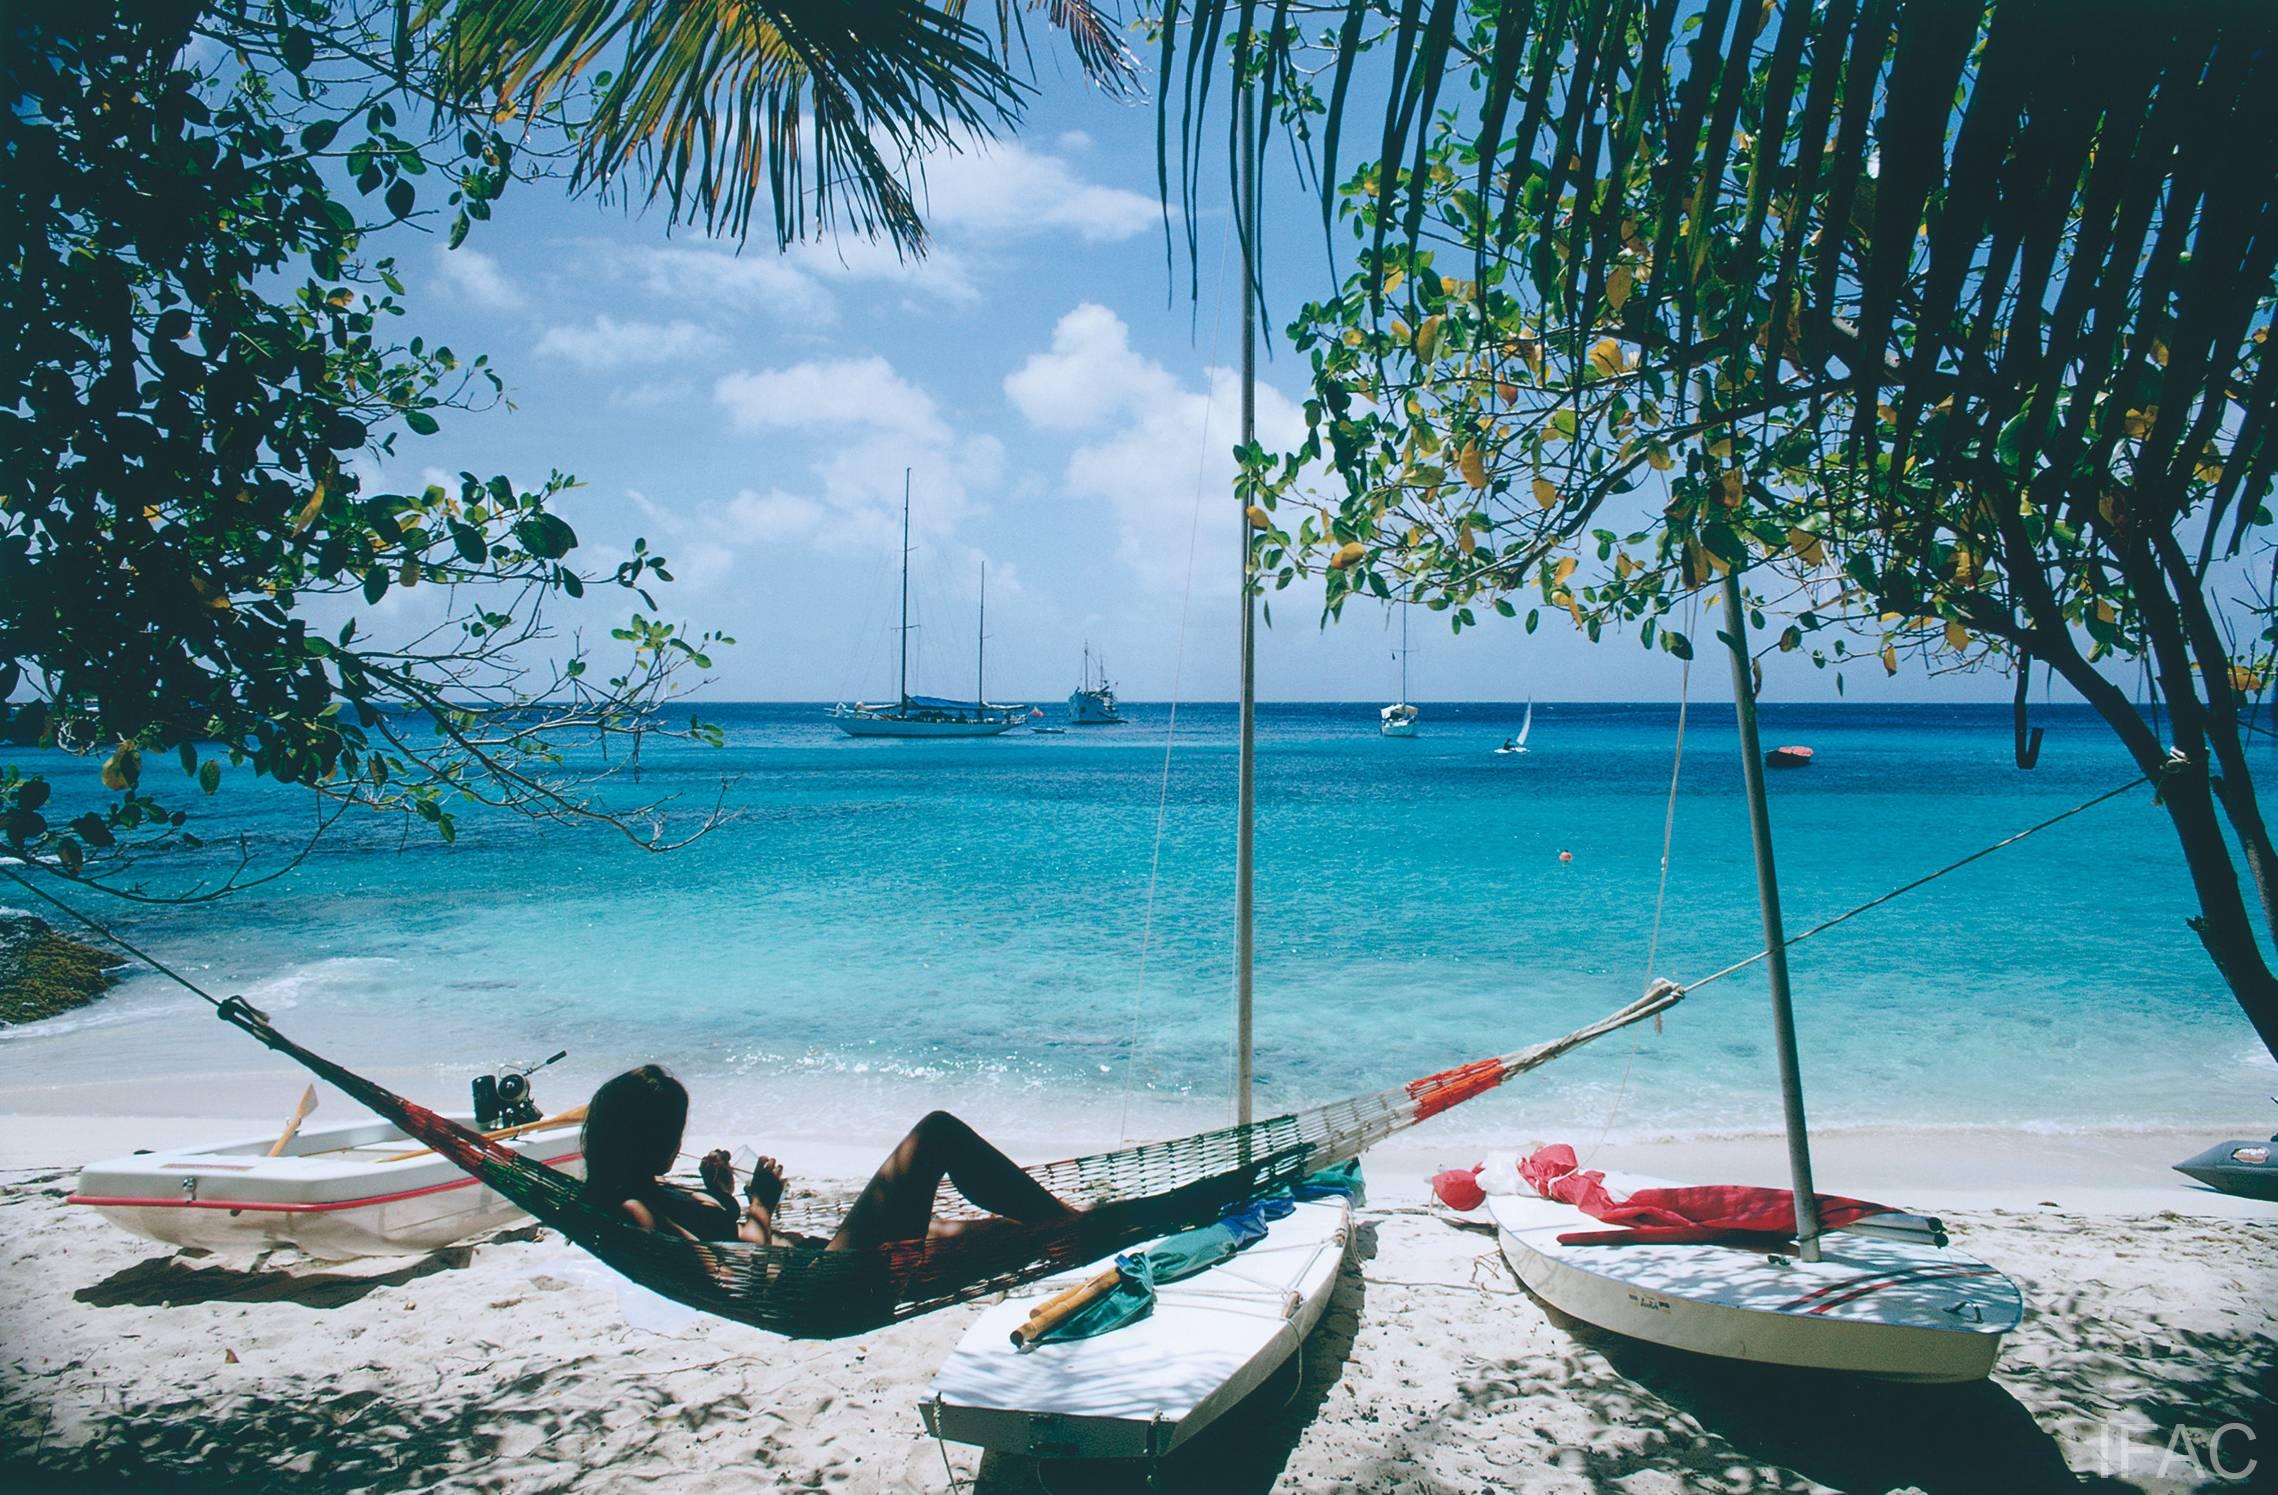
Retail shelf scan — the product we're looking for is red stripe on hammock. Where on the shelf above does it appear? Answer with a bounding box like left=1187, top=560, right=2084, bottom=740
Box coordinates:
left=1408, top=1057, right=1505, bottom=1121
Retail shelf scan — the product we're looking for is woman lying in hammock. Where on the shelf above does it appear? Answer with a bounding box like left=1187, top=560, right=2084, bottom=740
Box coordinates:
left=581, top=1065, right=1076, bottom=1250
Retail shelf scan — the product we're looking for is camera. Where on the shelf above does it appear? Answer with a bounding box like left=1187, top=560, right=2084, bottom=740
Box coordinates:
left=472, top=1050, right=565, bottom=1130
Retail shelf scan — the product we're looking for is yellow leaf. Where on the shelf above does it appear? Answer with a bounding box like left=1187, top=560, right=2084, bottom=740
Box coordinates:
left=1246, top=505, right=1272, bottom=530
left=1532, top=477, right=1558, bottom=509
left=1876, top=403, right=1898, bottom=426
left=1706, top=436, right=1733, bottom=460
left=2095, top=597, right=2116, bottom=625
left=2122, top=405, right=2155, bottom=438
left=1944, top=619, right=1969, bottom=652
left=399, top=557, right=420, bottom=588
left=1458, top=525, right=1477, bottom=555
left=1718, top=468, right=1745, bottom=507
left=1458, top=444, right=1487, bottom=489
left=1554, top=556, right=1578, bottom=586
left=1382, top=266, right=1405, bottom=298
left=2150, top=339, right=2169, bottom=367
left=1330, top=541, right=1366, bottom=570
left=1607, top=265, right=1633, bottom=312
left=1646, top=442, right=1673, bottom=472
left=1881, top=644, right=1899, bottom=677
left=1786, top=528, right=1824, bottom=566
left=291, top=481, right=328, bottom=535
left=101, top=742, right=141, bottom=792
left=1343, top=329, right=1364, bottom=348
left=1588, top=338, right=1628, bottom=376
left=1414, top=315, right=1443, bottom=362
left=1391, top=318, right=1411, bottom=345
left=1496, top=381, right=1521, bottom=404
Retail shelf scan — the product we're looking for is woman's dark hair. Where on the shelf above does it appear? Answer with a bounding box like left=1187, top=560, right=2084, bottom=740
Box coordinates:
left=582, top=1065, right=688, bottom=1205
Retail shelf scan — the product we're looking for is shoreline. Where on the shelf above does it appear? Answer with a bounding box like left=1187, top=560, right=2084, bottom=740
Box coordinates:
left=7, top=1110, right=2271, bottom=1220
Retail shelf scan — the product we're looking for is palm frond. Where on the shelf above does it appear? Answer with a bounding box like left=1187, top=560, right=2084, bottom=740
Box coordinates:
left=420, top=0, right=1135, bottom=252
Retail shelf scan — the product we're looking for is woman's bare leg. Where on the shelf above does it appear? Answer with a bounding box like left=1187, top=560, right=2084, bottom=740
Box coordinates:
left=830, top=1111, right=1073, bottom=1250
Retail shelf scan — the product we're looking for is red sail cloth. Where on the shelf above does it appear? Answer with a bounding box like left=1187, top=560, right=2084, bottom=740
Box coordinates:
left=1518, top=1144, right=1892, bottom=1245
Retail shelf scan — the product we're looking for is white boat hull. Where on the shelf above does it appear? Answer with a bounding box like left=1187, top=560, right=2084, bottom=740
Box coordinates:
left=924, top=1196, right=1351, bottom=1460
left=71, top=1113, right=584, bottom=1259
left=1489, top=1188, right=2018, bottom=1384
left=833, top=715, right=1021, bottom=738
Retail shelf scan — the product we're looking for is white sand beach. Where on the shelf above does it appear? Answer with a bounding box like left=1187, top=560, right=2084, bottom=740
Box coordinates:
left=3, top=1115, right=2271, bottom=1493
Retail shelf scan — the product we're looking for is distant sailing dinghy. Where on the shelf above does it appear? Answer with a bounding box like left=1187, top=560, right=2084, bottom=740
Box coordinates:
left=1496, top=700, right=1535, bottom=754
left=71, top=1112, right=584, bottom=1259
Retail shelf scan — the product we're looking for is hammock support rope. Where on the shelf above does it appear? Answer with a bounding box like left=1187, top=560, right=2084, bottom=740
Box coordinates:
left=205, top=981, right=1683, bottom=1339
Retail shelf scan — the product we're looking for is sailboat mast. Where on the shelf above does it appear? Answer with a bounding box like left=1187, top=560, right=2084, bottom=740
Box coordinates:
left=898, top=469, right=912, bottom=708
left=1400, top=607, right=1410, bottom=703
left=1233, top=57, right=1259, bottom=1128
left=1718, top=566, right=1823, bottom=1262
left=977, top=562, right=987, bottom=710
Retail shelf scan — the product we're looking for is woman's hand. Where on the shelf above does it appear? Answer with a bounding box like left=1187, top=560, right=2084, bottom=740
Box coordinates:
left=699, top=1148, right=737, bottom=1204
left=746, top=1154, right=786, bottom=1213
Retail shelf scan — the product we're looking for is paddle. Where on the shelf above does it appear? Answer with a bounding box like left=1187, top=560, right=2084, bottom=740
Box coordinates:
left=1010, top=1264, right=1124, bottom=1347
left=266, top=1085, right=319, bottom=1157
left=379, top=1104, right=587, bottom=1163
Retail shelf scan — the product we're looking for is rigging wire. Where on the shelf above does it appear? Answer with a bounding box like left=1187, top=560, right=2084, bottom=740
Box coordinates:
left=1118, top=213, right=1238, bottom=1145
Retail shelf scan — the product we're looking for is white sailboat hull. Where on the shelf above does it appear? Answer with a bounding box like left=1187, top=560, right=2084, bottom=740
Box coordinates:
left=833, top=714, right=1021, bottom=738
left=924, top=1196, right=1351, bottom=1460
left=70, top=1114, right=584, bottom=1259
left=1489, top=1189, right=2018, bottom=1384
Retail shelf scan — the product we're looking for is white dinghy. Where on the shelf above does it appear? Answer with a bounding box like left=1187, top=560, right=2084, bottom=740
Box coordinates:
left=71, top=1111, right=584, bottom=1259
left=1490, top=1175, right=2018, bottom=1384
left=1489, top=565, right=2021, bottom=1381
left=924, top=1195, right=1350, bottom=1459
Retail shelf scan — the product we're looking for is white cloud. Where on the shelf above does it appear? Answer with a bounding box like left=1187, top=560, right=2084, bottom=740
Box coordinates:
left=781, top=234, right=980, bottom=307
left=1007, top=304, right=1304, bottom=595
left=433, top=246, right=526, bottom=311
left=628, top=245, right=837, bottom=322
left=533, top=315, right=727, bottom=370
left=1056, top=130, right=1094, bottom=154
left=918, top=139, right=1159, bottom=244
left=709, top=353, right=1004, bottom=557
left=607, top=378, right=699, bottom=410
left=714, top=356, right=948, bottom=443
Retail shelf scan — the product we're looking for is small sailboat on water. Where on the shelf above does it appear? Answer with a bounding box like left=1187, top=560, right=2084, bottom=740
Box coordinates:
left=831, top=472, right=1027, bottom=738
left=1486, top=571, right=2020, bottom=1383
left=1496, top=699, right=1535, bottom=755
left=1380, top=606, right=1418, bottom=737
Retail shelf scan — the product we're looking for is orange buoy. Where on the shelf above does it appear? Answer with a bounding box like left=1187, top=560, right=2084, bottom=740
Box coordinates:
left=1558, top=850, right=1573, bottom=863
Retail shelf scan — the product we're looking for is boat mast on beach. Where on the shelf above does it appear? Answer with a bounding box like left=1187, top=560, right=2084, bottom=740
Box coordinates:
left=1488, top=565, right=2023, bottom=1383
left=831, top=472, right=1027, bottom=738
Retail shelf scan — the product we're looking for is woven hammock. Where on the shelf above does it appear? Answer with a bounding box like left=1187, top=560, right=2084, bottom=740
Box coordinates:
left=214, top=982, right=1681, bottom=1339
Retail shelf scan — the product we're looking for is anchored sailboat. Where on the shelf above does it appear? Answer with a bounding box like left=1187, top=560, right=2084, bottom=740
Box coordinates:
left=831, top=473, right=1026, bottom=738
left=1380, top=606, right=1418, bottom=737
left=1067, top=643, right=1125, bottom=725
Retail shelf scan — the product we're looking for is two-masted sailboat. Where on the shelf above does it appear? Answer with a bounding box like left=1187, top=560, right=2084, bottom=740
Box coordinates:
left=830, top=473, right=1027, bottom=738
left=1066, top=644, right=1125, bottom=725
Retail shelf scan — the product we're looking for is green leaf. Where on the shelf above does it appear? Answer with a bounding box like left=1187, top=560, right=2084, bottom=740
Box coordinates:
left=515, top=513, right=577, bottom=560
left=199, top=760, right=221, bottom=795
left=403, top=410, right=439, bottom=436
left=385, top=179, right=415, bottom=220
left=363, top=567, right=389, bottom=605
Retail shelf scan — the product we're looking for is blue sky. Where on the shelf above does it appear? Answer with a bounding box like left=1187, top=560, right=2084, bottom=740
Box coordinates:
left=361, top=67, right=2035, bottom=709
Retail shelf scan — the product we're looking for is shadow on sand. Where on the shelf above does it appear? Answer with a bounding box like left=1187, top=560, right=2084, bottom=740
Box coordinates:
left=970, top=1220, right=1379, bottom=1494
left=74, top=1245, right=477, bottom=1311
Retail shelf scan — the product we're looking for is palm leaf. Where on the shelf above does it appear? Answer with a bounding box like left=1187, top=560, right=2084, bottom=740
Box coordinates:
left=417, top=0, right=1134, bottom=252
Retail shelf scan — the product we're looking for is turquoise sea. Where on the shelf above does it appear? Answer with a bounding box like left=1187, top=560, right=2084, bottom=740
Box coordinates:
left=2, top=702, right=2271, bottom=1147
